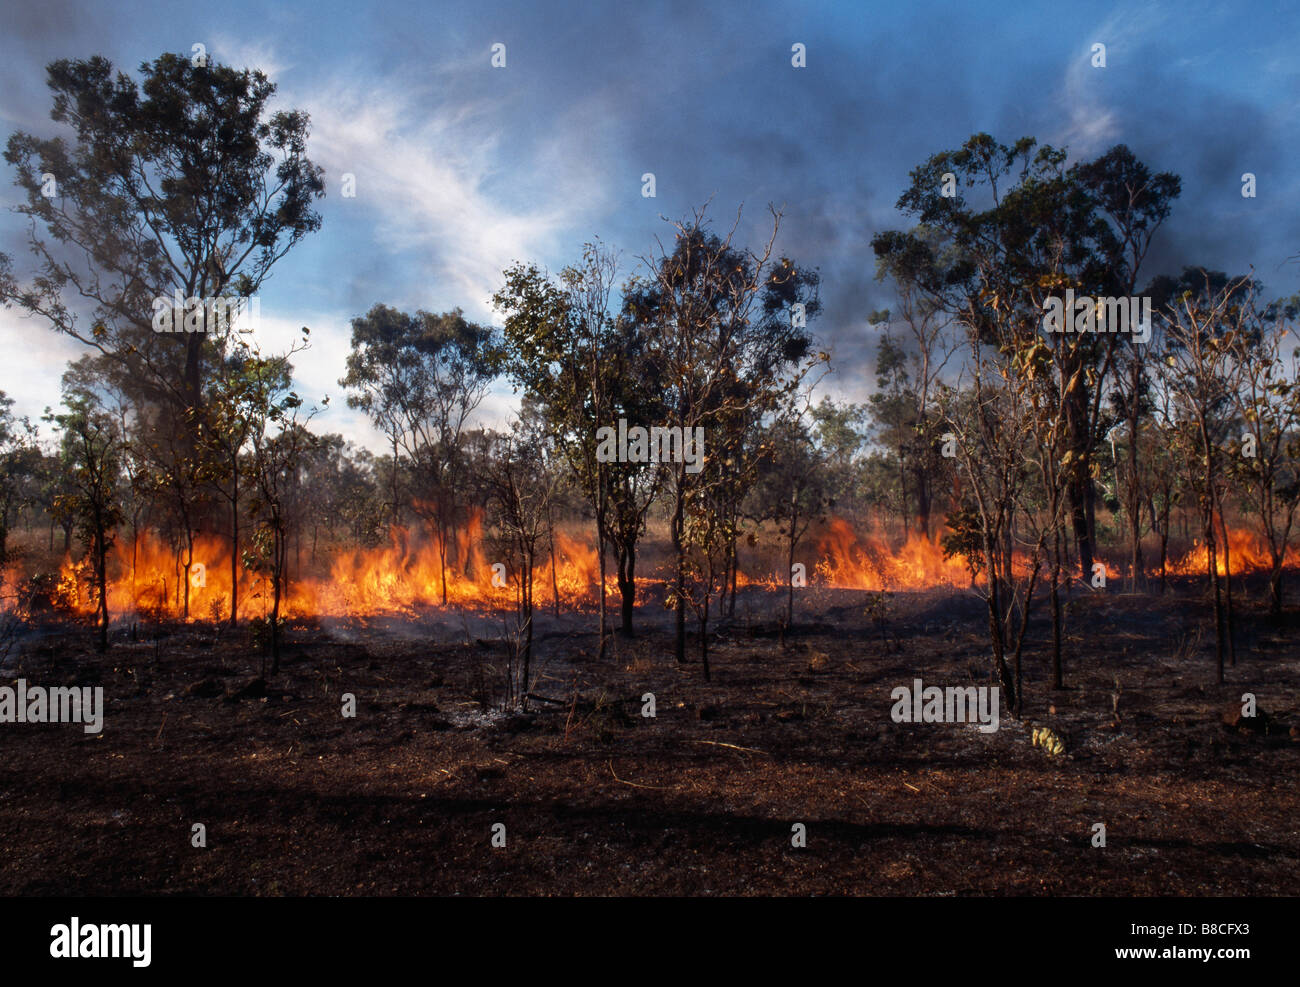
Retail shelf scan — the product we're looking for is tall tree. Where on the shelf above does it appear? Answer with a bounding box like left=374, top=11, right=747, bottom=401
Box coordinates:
left=2, top=51, right=324, bottom=461
left=1226, top=294, right=1300, bottom=614
left=48, top=392, right=126, bottom=651
left=495, top=245, right=663, bottom=640
left=236, top=328, right=320, bottom=672
left=340, top=305, right=497, bottom=604
left=875, top=135, right=1179, bottom=579
left=1157, top=268, right=1252, bottom=682
left=627, top=205, right=819, bottom=668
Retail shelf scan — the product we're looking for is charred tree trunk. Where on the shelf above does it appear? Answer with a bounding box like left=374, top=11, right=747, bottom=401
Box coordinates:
left=672, top=473, right=687, bottom=665
left=1051, top=526, right=1063, bottom=689
left=94, top=513, right=109, bottom=652
left=546, top=506, right=560, bottom=618
left=1217, top=507, right=1236, bottom=667
left=229, top=469, right=240, bottom=626
left=596, top=475, right=609, bottom=660
left=616, top=541, right=636, bottom=636
left=699, top=593, right=711, bottom=683
left=786, top=504, right=799, bottom=628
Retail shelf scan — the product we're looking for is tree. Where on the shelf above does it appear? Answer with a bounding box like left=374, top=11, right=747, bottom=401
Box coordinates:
left=750, top=413, right=828, bottom=627
left=1226, top=295, right=1300, bottom=614
left=340, top=305, right=497, bottom=605
left=627, top=205, right=820, bottom=669
left=0, top=392, right=40, bottom=565
left=482, top=422, right=557, bottom=709
left=875, top=135, right=1179, bottom=580
left=1158, top=269, right=1252, bottom=682
left=871, top=236, right=959, bottom=540
left=237, top=330, right=321, bottom=672
left=935, top=320, right=1064, bottom=716
left=495, top=244, right=663, bottom=641
left=2, top=53, right=324, bottom=444
left=868, top=330, right=918, bottom=539
left=48, top=392, right=126, bottom=651
left=202, top=340, right=258, bottom=623
left=810, top=397, right=869, bottom=514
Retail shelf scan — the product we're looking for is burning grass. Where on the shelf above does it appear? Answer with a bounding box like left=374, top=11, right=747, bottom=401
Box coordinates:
left=19, top=514, right=1291, bottom=631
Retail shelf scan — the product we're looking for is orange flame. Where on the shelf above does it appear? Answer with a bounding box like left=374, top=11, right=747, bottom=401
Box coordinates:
left=43, top=514, right=1290, bottom=624
left=51, top=518, right=606, bottom=621
left=1170, top=526, right=1282, bottom=577
left=813, top=518, right=974, bottom=591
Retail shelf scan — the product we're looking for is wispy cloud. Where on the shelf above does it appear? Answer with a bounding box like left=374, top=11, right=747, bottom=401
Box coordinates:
left=288, top=63, right=612, bottom=320
left=1056, top=4, right=1170, bottom=155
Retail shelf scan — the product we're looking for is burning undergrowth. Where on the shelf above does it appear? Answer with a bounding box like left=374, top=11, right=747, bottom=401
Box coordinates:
left=7, top=515, right=1289, bottom=630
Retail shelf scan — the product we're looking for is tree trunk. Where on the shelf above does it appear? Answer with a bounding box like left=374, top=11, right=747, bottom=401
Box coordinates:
left=672, top=476, right=687, bottom=665
left=94, top=520, right=109, bottom=652
left=521, top=563, right=533, bottom=710
left=1217, top=507, right=1236, bottom=667
left=182, top=535, right=194, bottom=620
left=270, top=517, right=285, bottom=675
left=699, top=595, right=711, bottom=682
left=436, top=513, right=449, bottom=606
left=915, top=467, right=932, bottom=540
left=596, top=483, right=608, bottom=660
left=617, top=541, right=636, bottom=636
left=1205, top=510, right=1224, bottom=685
left=548, top=506, right=560, bottom=618
left=786, top=506, right=798, bottom=628
left=1051, top=526, right=1063, bottom=689
left=230, top=473, right=239, bottom=626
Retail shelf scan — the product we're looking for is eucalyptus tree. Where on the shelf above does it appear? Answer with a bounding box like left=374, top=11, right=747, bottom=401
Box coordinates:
left=47, top=391, right=127, bottom=651
left=340, top=305, right=497, bottom=605
left=626, top=205, right=821, bottom=667
left=495, top=244, right=663, bottom=643
left=2, top=52, right=324, bottom=446
left=874, top=135, right=1179, bottom=581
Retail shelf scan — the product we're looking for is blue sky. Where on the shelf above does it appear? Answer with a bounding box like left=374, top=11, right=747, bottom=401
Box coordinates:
left=2, top=0, right=1298, bottom=449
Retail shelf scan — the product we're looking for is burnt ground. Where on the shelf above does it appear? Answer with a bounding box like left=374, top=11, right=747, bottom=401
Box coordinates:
left=1, top=579, right=1297, bottom=896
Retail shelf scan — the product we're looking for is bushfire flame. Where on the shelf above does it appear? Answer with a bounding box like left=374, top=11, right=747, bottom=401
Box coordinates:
left=1169, top=525, right=1280, bottom=578
left=33, top=516, right=1294, bottom=623
left=52, top=520, right=601, bottom=621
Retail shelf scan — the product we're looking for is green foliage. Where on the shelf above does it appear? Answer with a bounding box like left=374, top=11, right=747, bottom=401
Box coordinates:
left=2, top=52, right=324, bottom=420
left=941, top=503, right=985, bottom=579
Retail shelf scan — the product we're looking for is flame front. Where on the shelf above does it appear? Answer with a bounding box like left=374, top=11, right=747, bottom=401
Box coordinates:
left=37, top=515, right=1295, bottom=622
left=813, top=518, right=974, bottom=591
left=50, top=519, right=604, bottom=620
left=1169, top=525, right=1279, bottom=578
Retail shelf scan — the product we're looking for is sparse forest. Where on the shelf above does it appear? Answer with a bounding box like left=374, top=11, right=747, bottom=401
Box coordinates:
left=0, top=49, right=1296, bottom=900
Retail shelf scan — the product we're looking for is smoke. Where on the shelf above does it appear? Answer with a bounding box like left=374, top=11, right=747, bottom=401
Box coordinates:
left=1, top=0, right=1296, bottom=439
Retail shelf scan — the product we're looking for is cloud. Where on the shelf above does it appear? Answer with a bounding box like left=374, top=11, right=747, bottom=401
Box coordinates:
left=0, top=310, right=86, bottom=422
left=210, top=35, right=292, bottom=80
left=288, top=63, right=612, bottom=321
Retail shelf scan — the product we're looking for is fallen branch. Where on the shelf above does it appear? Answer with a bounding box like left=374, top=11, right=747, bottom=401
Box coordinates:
left=690, top=740, right=768, bottom=755
left=525, top=692, right=568, bottom=706
left=608, top=759, right=675, bottom=790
